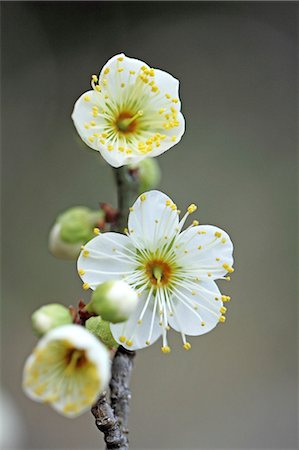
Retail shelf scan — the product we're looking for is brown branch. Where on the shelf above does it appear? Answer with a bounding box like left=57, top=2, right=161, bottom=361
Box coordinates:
left=109, top=346, right=136, bottom=441
left=91, top=166, right=139, bottom=449
left=113, top=167, right=140, bottom=232
left=91, top=393, right=127, bottom=450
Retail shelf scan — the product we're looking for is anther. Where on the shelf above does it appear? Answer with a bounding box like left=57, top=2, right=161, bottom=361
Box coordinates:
left=140, top=194, right=146, bottom=202
left=222, top=263, right=234, bottom=273
left=215, top=231, right=222, bottom=238
left=82, top=283, right=90, bottom=290
left=93, top=228, right=100, bottom=235
left=161, top=346, right=171, bottom=354
left=119, top=336, right=126, bottom=343
left=188, top=204, right=197, bottom=214
left=183, top=342, right=191, bottom=350
left=219, top=315, right=226, bottom=323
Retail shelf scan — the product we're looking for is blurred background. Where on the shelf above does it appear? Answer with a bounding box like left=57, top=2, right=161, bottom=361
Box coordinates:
left=1, top=2, right=298, bottom=449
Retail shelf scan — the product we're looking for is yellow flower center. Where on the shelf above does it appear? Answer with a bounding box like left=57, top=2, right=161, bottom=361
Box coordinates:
left=115, top=110, right=143, bottom=134
left=64, top=348, right=87, bottom=372
left=145, top=259, right=173, bottom=286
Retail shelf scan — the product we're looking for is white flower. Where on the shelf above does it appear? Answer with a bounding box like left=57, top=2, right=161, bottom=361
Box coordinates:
left=72, top=53, right=185, bottom=168
left=77, top=191, right=234, bottom=352
left=23, top=325, right=111, bottom=417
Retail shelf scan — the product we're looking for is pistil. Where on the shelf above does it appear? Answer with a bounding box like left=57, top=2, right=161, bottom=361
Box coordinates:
left=117, top=110, right=143, bottom=133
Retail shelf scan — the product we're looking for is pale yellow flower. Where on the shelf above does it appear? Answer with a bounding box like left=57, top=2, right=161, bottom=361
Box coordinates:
left=23, top=325, right=110, bottom=417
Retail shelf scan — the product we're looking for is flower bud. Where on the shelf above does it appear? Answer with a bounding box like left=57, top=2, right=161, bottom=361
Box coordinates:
left=86, top=280, right=138, bottom=323
left=130, top=158, right=161, bottom=193
left=32, top=303, right=73, bottom=337
left=49, top=206, right=104, bottom=260
left=85, top=316, right=118, bottom=349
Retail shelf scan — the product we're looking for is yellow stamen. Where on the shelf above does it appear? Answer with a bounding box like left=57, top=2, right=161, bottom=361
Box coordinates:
left=187, top=204, right=197, bottom=214
left=161, top=346, right=171, bottom=354
left=223, top=263, right=234, bottom=273
left=183, top=342, right=191, bottom=350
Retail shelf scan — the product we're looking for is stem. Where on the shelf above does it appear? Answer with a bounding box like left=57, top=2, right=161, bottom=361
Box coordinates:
left=92, top=166, right=140, bottom=449
left=113, top=166, right=140, bottom=232
left=109, top=346, right=136, bottom=443
left=110, top=166, right=139, bottom=445
left=91, top=393, right=127, bottom=450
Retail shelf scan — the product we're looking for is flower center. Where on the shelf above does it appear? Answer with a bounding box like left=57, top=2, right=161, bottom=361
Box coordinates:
left=145, top=259, right=172, bottom=286
left=115, top=110, right=143, bottom=134
left=65, top=348, right=87, bottom=371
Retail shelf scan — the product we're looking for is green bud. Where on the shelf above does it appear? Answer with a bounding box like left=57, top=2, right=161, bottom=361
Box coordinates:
left=57, top=206, right=103, bottom=244
left=86, top=280, right=138, bottom=324
left=32, top=304, right=73, bottom=337
left=85, top=316, right=118, bottom=349
left=130, top=158, right=161, bottom=193
left=49, top=206, right=104, bottom=260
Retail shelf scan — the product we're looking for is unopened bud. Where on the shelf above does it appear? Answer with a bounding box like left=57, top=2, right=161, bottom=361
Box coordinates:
left=85, top=316, right=118, bottom=349
left=130, top=158, right=161, bottom=193
left=49, top=206, right=104, bottom=260
left=32, top=304, right=73, bottom=337
left=86, top=280, right=138, bottom=323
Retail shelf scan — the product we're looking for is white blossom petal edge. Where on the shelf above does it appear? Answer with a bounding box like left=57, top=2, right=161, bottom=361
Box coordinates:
left=23, top=324, right=111, bottom=417
left=72, top=53, right=185, bottom=167
left=77, top=191, right=234, bottom=352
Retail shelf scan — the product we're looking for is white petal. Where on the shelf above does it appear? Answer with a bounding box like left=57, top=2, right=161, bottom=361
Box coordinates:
left=99, top=53, right=150, bottom=88
left=72, top=89, right=104, bottom=148
left=154, top=68, right=181, bottom=106
left=110, top=289, right=162, bottom=350
left=128, top=190, right=179, bottom=251
left=77, top=232, right=137, bottom=289
left=168, top=281, right=223, bottom=336
left=149, top=111, right=185, bottom=159
left=174, top=225, right=234, bottom=280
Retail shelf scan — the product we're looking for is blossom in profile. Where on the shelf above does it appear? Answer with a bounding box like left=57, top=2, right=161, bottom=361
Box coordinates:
left=23, top=325, right=110, bottom=417
left=72, top=53, right=185, bottom=167
left=77, top=190, right=234, bottom=352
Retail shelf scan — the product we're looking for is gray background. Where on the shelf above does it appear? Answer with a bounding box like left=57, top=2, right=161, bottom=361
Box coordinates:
left=1, top=2, right=298, bottom=449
